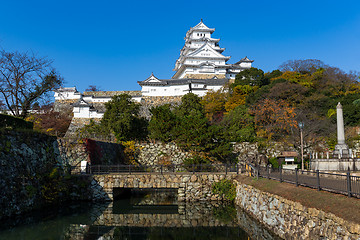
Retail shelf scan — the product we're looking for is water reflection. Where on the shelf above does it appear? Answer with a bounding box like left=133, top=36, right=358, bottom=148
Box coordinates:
left=0, top=190, right=279, bottom=240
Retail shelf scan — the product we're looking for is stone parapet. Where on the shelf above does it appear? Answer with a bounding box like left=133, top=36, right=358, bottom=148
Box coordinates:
left=91, top=173, right=237, bottom=202
left=83, top=91, right=142, bottom=97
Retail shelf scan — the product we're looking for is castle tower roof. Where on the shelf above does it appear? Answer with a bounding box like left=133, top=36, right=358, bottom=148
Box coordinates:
left=173, top=20, right=231, bottom=78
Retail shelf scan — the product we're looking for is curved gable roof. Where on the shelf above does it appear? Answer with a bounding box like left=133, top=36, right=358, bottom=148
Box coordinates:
left=187, top=42, right=229, bottom=59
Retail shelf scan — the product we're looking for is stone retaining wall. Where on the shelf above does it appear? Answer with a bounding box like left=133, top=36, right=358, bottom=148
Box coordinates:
left=232, top=142, right=296, bottom=168
left=57, top=138, right=125, bottom=168
left=136, top=142, right=191, bottom=166
left=234, top=181, right=360, bottom=239
left=0, top=130, right=94, bottom=219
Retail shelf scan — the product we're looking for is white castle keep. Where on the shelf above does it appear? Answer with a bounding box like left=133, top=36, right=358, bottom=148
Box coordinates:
left=54, top=20, right=253, bottom=118
left=138, top=19, right=253, bottom=97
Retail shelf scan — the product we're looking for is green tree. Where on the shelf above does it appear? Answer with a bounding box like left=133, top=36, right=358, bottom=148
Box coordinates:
left=173, top=93, right=210, bottom=151
left=233, top=67, right=265, bottom=87
left=173, top=93, right=232, bottom=162
left=175, top=92, right=204, bottom=116
left=148, top=104, right=176, bottom=142
left=222, top=105, right=256, bottom=142
left=264, top=69, right=283, bottom=81
left=101, top=94, right=148, bottom=141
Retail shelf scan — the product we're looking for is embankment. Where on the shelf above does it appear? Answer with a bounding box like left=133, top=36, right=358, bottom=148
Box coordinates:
left=234, top=179, right=360, bottom=239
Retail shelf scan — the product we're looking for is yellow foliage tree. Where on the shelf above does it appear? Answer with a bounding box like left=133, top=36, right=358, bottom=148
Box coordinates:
left=272, top=71, right=313, bottom=88
left=225, top=85, right=257, bottom=112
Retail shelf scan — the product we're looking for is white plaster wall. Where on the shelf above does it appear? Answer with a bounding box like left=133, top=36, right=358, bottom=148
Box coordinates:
left=207, top=85, right=223, bottom=92
left=191, top=83, right=205, bottom=88
left=73, top=106, right=103, bottom=118
left=178, top=68, right=227, bottom=78
left=141, top=84, right=223, bottom=97
left=73, top=106, right=90, bottom=118
left=239, top=62, right=252, bottom=68
left=89, top=111, right=104, bottom=118
left=142, top=85, right=190, bottom=97
left=72, top=96, right=143, bottom=118
left=54, top=91, right=81, bottom=100
left=82, top=96, right=93, bottom=102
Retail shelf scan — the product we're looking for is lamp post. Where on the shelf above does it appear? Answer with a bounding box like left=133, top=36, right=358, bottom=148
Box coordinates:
left=299, top=122, right=304, bottom=170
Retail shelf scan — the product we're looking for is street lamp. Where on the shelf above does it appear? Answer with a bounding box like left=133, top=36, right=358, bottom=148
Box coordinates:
left=298, top=122, right=304, bottom=170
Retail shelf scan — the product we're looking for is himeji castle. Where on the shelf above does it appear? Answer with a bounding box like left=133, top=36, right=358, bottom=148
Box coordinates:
left=138, top=19, right=253, bottom=97
left=54, top=20, right=253, bottom=119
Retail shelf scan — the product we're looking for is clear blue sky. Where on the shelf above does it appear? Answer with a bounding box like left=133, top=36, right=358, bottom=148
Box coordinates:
left=1, top=0, right=359, bottom=92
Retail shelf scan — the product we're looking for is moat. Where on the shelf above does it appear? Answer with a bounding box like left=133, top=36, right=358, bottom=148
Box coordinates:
left=0, top=189, right=278, bottom=239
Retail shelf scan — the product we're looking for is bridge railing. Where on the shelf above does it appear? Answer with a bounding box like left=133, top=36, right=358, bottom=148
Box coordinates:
left=73, top=163, right=242, bottom=175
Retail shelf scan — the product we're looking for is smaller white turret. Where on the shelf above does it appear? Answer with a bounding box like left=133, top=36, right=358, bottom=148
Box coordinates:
left=54, top=87, right=81, bottom=100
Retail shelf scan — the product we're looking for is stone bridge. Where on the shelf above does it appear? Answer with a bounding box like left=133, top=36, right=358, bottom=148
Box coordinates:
left=90, top=172, right=237, bottom=201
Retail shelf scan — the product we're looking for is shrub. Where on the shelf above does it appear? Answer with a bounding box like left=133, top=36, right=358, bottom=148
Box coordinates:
left=212, top=179, right=236, bottom=202
left=268, top=157, right=279, bottom=168
left=0, top=114, right=33, bottom=130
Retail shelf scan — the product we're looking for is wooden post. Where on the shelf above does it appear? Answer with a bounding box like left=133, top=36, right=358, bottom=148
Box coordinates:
left=295, top=168, right=298, bottom=187
left=279, top=166, right=283, bottom=183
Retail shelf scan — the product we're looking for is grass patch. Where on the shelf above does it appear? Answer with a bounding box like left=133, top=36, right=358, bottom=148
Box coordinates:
left=236, top=175, right=360, bottom=225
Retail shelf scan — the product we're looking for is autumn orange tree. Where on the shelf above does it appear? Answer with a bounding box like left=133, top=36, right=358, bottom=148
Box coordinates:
left=251, top=98, right=297, bottom=140
left=26, top=104, right=73, bottom=137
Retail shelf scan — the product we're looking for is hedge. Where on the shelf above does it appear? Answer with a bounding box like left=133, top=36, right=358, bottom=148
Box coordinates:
left=0, top=114, right=33, bottom=130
